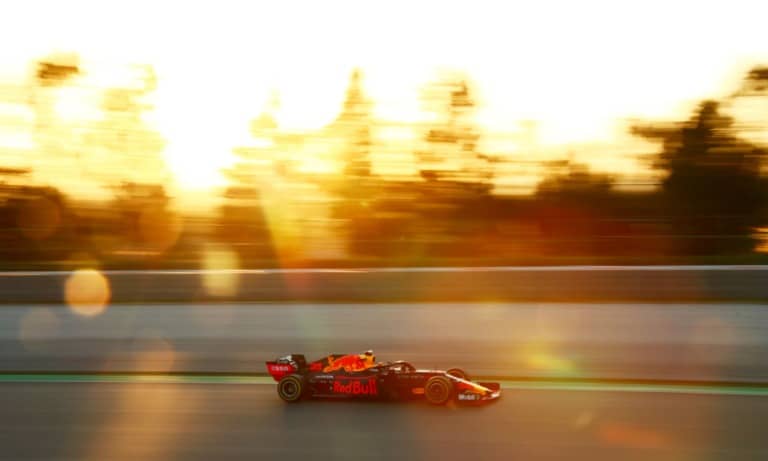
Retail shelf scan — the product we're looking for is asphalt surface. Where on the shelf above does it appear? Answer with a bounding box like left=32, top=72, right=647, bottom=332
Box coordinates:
left=2, top=302, right=768, bottom=383
left=0, top=381, right=766, bottom=461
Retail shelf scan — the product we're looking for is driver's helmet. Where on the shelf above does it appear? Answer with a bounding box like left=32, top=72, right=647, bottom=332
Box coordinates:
left=360, top=350, right=375, bottom=365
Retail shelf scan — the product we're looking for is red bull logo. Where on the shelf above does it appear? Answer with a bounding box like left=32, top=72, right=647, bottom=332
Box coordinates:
left=332, top=377, right=378, bottom=396
left=323, top=353, right=375, bottom=373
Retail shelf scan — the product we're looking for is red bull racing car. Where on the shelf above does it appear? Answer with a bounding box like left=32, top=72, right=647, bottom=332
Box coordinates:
left=266, top=350, right=501, bottom=405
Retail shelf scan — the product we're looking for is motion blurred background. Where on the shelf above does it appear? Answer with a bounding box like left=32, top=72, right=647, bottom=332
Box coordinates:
left=1, top=0, right=767, bottom=272
left=2, top=5, right=768, bottom=459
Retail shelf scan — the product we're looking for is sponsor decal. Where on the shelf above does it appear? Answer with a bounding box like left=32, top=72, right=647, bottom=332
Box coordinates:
left=269, top=364, right=294, bottom=373
left=267, top=362, right=297, bottom=381
left=458, top=394, right=478, bottom=401
left=332, top=377, right=378, bottom=396
left=411, top=387, right=425, bottom=395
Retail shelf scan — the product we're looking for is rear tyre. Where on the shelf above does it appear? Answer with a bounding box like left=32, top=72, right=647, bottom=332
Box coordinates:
left=424, top=376, right=453, bottom=405
left=446, top=368, right=470, bottom=381
left=277, top=374, right=305, bottom=403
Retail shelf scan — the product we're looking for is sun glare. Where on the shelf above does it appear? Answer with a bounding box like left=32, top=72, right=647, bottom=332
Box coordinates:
left=0, top=0, right=766, bottom=200
left=163, top=143, right=232, bottom=190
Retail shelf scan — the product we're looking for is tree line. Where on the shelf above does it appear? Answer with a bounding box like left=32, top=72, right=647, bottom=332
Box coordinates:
left=1, top=56, right=767, bottom=269
left=220, top=66, right=768, bottom=266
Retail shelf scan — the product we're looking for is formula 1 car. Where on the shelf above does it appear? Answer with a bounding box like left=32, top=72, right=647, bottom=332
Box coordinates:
left=266, top=351, right=501, bottom=405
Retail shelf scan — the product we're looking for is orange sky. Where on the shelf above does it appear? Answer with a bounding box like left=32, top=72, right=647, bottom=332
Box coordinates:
left=0, top=0, right=767, bottom=207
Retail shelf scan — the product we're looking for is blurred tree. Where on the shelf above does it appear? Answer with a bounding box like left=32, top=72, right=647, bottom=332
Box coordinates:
left=217, top=94, right=278, bottom=264
left=29, top=58, right=169, bottom=195
left=0, top=177, right=80, bottom=267
left=107, top=182, right=181, bottom=259
left=336, top=72, right=502, bottom=260
left=85, top=65, right=167, bottom=186
left=78, top=65, right=173, bottom=266
left=535, top=159, right=619, bottom=256
left=633, top=100, right=768, bottom=254
left=417, top=72, right=494, bottom=185
left=327, top=69, right=378, bottom=257
left=20, top=56, right=175, bottom=268
left=335, top=69, right=372, bottom=178
left=216, top=184, right=274, bottom=263
left=34, top=54, right=80, bottom=86
left=536, top=159, right=614, bottom=197
left=29, top=54, right=83, bottom=170
left=389, top=72, right=499, bottom=258
left=733, top=66, right=768, bottom=96
left=729, top=65, right=768, bottom=152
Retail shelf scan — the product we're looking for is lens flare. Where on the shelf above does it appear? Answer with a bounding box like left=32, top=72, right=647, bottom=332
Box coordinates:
left=64, top=269, right=111, bottom=317
left=525, top=351, right=577, bottom=376
left=573, top=411, right=595, bottom=429
left=132, top=333, right=176, bottom=373
left=138, top=208, right=183, bottom=253
left=201, top=244, right=240, bottom=297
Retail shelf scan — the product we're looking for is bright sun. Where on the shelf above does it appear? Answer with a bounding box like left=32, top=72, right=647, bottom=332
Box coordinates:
left=1, top=0, right=767, bottom=198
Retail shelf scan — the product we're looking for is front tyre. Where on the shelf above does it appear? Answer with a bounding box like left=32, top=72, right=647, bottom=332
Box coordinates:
left=424, top=376, right=453, bottom=405
left=277, top=374, right=305, bottom=403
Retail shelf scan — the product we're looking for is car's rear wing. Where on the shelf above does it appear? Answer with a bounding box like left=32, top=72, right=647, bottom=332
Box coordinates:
left=265, top=354, right=307, bottom=381
left=265, top=361, right=296, bottom=381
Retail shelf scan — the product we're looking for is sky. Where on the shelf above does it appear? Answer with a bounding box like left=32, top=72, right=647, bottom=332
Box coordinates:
left=0, top=0, right=767, bottom=199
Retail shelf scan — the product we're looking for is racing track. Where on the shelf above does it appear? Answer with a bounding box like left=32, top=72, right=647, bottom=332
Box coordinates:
left=3, top=301, right=768, bottom=459
left=1, top=381, right=767, bottom=461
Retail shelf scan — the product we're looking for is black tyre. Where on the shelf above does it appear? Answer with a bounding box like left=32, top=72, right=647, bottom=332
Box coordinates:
left=424, top=375, right=453, bottom=405
left=277, top=374, right=305, bottom=403
left=446, top=368, right=470, bottom=381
